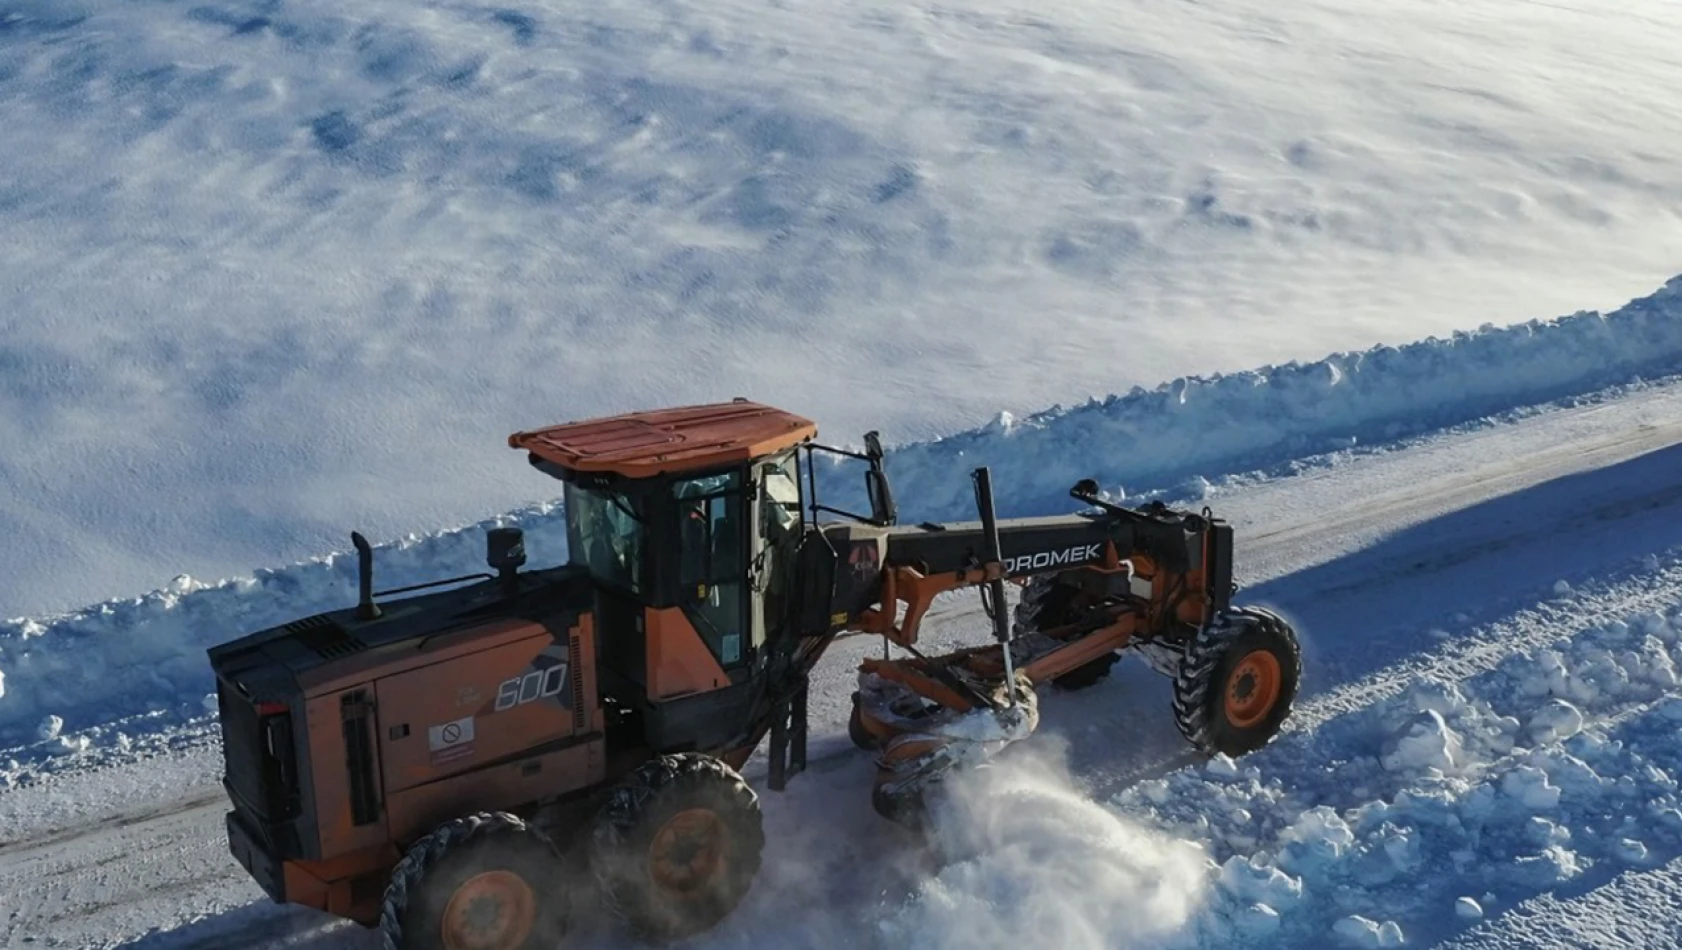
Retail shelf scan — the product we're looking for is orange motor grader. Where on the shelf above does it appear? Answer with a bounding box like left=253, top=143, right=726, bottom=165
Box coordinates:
left=207, top=400, right=1300, bottom=950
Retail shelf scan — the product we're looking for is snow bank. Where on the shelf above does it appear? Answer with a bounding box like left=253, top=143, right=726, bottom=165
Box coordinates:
left=873, top=275, right=1682, bottom=520
left=1107, top=596, right=1682, bottom=948
left=0, top=503, right=567, bottom=753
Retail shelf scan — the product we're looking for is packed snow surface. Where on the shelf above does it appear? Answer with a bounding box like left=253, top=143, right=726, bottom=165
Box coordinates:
left=5, top=0, right=1682, bottom=616
left=10, top=550, right=1682, bottom=949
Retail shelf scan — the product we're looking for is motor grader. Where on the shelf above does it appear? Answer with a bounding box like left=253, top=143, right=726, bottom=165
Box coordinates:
left=207, top=400, right=1300, bottom=950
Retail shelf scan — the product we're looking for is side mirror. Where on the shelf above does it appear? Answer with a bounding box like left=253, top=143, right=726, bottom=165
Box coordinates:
left=866, top=469, right=897, bottom=527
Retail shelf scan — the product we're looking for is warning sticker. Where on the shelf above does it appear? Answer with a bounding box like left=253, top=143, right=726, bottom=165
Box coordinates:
left=428, top=716, right=476, bottom=764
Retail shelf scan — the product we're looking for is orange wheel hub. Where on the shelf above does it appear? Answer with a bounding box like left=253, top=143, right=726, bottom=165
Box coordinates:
left=1224, top=650, right=1282, bottom=728
left=441, top=870, right=537, bottom=950
left=648, top=809, right=730, bottom=899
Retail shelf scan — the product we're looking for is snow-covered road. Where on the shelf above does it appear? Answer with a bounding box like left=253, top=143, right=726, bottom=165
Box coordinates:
left=5, top=378, right=1682, bottom=949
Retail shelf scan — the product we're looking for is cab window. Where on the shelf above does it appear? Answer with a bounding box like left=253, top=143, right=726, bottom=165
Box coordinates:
left=673, top=471, right=746, bottom=666
left=565, top=484, right=644, bottom=592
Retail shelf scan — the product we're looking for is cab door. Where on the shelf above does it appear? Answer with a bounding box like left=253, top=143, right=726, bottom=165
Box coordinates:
left=750, top=451, right=803, bottom=652
left=672, top=470, right=750, bottom=670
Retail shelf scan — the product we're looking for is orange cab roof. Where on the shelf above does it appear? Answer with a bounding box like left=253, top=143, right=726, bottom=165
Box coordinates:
left=509, top=400, right=818, bottom=478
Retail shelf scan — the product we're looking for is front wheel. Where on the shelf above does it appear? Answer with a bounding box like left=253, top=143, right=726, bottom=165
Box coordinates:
left=1171, top=607, right=1301, bottom=757
left=590, top=753, right=765, bottom=942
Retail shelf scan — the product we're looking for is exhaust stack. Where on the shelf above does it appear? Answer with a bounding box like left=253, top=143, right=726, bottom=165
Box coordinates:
left=352, top=532, right=381, bottom=621
left=486, top=527, right=526, bottom=597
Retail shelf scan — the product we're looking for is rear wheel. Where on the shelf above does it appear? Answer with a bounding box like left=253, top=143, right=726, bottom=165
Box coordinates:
left=380, top=812, right=567, bottom=950
left=590, top=753, right=765, bottom=942
left=1013, top=575, right=1118, bottom=691
left=1172, top=607, right=1301, bottom=757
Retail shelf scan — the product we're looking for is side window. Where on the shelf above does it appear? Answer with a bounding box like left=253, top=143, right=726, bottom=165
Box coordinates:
left=673, top=472, right=746, bottom=666
left=565, top=484, right=643, bottom=593
left=761, top=454, right=801, bottom=548
left=757, top=453, right=801, bottom=635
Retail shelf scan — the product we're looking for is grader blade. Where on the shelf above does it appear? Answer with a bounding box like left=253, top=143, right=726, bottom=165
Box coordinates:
left=863, top=670, right=1038, bottom=824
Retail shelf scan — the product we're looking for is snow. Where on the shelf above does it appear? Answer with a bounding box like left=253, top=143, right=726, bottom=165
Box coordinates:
left=7, top=0, right=1682, bottom=618
left=1102, top=588, right=1682, bottom=949
left=0, top=502, right=567, bottom=747
left=4, top=283, right=1680, bottom=756
left=4, top=374, right=1682, bottom=946
left=3, top=0, right=1682, bottom=936
left=1525, top=699, right=1584, bottom=745
left=879, top=750, right=1210, bottom=950
left=1333, top=916, right=1405, bottom=949
left=875, top=275, right=1682, bottom=521
left=1381, top=709, right=1464, bottom=776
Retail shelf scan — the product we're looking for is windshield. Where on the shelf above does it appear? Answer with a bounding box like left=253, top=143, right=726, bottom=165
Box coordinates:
left=565, top=483, right=644, bottom=592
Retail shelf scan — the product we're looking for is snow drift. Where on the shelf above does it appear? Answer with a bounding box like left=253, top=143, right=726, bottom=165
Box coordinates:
left=1104, top=584, right=1682, bottom=948
left=879, top=274, right=1682, bottom=520
left=3, top=277, right=1681, bottom=757
left=0, top=504, right=567, bottom=752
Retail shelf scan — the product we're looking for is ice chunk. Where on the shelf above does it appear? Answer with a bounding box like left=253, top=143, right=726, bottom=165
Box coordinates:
left=1525, top=817, right=1570, bottom=847
left=49, top=734, right=90, bottom=756
left=1501, top=766, right=1562, bottom=810
left=1234, top=902, right=1281, bottom=937
left=1218, top=853, right=1303, bottom=908
left=1616, top=839, right=1648, bottom=863
left=1377, top=921, right=1405, bottom=947
left=36, top=715, right=63, bottom=742
left=1527, top=699, right=1584, bottom=744
left=1333, top=915, right=1382, bottom=947
left=1178, top=475, right=1211, bottom=500
left=1553, top=579, right=1574, bottom=596
left=1405, top=679, right=1468, bottom=717
left=1455, top=896, right=1483, bottom=920
left=1206, top=754, right=1242, bottom=779
left=1382, top=709, right=1462, bottom=774
left=1514, top=845, right=1583, bottom=884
